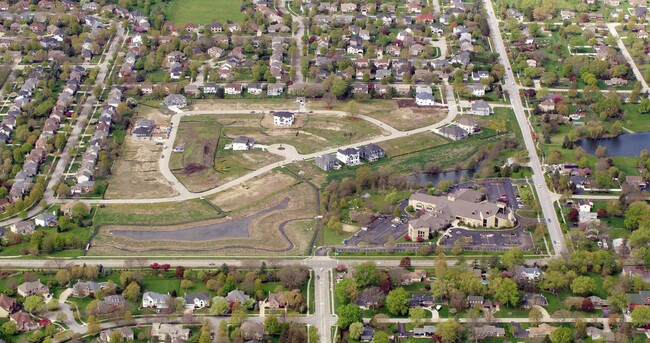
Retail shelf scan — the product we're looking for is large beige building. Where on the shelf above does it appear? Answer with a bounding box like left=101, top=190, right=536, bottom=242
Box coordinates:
left=407, top=189, right=516, bottom=239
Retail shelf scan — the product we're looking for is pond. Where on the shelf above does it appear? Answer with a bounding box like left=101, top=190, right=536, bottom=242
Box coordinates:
left=574, top=132, right=650, bottom=157
left=406, top=169, right=476, bottom=186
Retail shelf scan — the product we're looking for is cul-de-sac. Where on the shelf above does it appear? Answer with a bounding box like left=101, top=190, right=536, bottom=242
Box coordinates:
left=0, top=0, right=649, bottom=342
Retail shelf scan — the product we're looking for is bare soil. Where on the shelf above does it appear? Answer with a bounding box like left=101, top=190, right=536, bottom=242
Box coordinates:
left=210, top=171, right=297, bottom=211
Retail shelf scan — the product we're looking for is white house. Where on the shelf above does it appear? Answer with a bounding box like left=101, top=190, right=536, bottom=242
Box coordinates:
left=516, top=266, right=543, bottom=281
left=224, top=84, right=243, bottom=95
left=232, top=136, right=255, bottom=150
left=336, top=148, right=360, bottom=166
left=467, top=84, right=485, bottom=96
left=184, top=292, right=210, bottom=310
left=34, top=212, right=57, bottom=227
left=273, top=112, right=295, bottom=126
left=142, top=292, right=171, bottom=309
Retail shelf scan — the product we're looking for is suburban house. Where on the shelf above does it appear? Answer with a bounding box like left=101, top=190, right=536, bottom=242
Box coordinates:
left=415, top=91, right=435, bottom=106
left=71, top=280, right=105, bottom=298
left=184, top=292, right=210, bottom=310
left=469, top=100, right=492, bottom=115
left=34, top=212, right=57, bottom=227
left=515, top=266, right=543, bottom=281
left=17, top=281, right=49, bottom=297
left=586, top=327, right=615, bottom=342
left=224, top=84, right=243, bottom=95
left=527, top=324, right=558, bottom=338
left=409, top=293, right=434, bottom=307
left=260, top=292, right=288, bottom=311
left=273, top=112, right=295, bottom=126
left=225, top=289, right=250, bottom=304
left=439, top=125, right=468, bottom=141
left=97, top=295, right=126, bottom=314
left=407, top=189, right=516, bottom=239
left=626, top=175, right=647, bottom=189
left=132, top=118, right=155, bottom=138
left=521, top=293, right=548, bottom=308
left=456, top=117, right=480, bottom=133
left=231, top=136, right=255, bottom=150
left=11, top=221, right=35, bottom=235
left=247, top=83, right=263, bottom=95
left=100, top=327, right=134, bottom=342
left=203, top=83, right=219, bottom=94
left=267, top=83, right=284, bottom=96
left=468, top=295, right=484, bottom=306
left=400, top=270, right=426, bottom=285
left=142, top=292, right=171, bottom=309
left=628, top=290, right=650, bottom=309
left=622, top=266, right=650, bottom=283
left=469, top=325, right=505, bottom=340
left=336, top=148, right=361, bottom=166
left=467, top=84, right=486, bottom=96
left=0, top=294, right=18, bottom=317
left=315, top=154, right=340, bottom=171
left=358, top=144, right=385, bottom=162
left=413, top=325, right=436, bottom=337
left=161, top=94, right=187, bottom=108
left=539, top=99, right=555, bottom=112
left=151, top=323, right=190, bottom=342
left=10, top=312, right=38, bottom=332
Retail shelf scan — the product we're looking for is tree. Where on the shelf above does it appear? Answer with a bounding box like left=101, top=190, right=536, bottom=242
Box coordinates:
left=349, top=322, right=365, bottom=340
left=335, top=278, right=358, bottom=305
left=386, top=287, right=410, bottom=315
left=436, top=320, right=461, bottom=343
left=567, top=208, right=579, bottom=223
left=399, top=257, right=411, bottom=268
left=210, top=297, right=230, bottom=315
left=409, top=306, right=428, bottom=326
left=542, top=271, right=569, bottom=293
left=354, top=262, right=380, bottom=288
left=631, top=305, right=650, bottom=327
left=581, top=298, right=595, bottom=312
left=175, top=266, right=185, bottom=279
left=2, top=321, right=18, bottom=335
left=87, top=315, right=100, bottom=335
left=180, top=279, right=193, bottom=290
left=493, top=278, right=520, bottom=307
left=624, top=201, right=650, bottom=230
left=529, top=306, right=543, bottom=325
left=123, top=282, right=141, bottom=302
left=502, top=248, right=524, bottom=268
left=277, top=265, right=309, bottom=289
left=550, top=327, right=573, bottom=343
left=24, top=296, right=44, bottom=314
left=337, top=304, right=362, bottom=329
left=264, top=314, right=281, bottom=335
left=55, top=269, right=71, bottom=286
left=570, top=276, right=596, bottom=295
left=372, top=331, right=390, bottom=343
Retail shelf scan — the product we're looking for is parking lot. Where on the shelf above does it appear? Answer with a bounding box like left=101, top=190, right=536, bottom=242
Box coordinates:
left=439, top=225, right=534, bottom=251
left=483, top=179, right=521, bottom=210
left=344, top=215, right=407, bottom=247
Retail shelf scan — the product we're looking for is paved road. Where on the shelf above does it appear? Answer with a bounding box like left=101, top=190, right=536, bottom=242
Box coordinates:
left=483, top=0, right=567, bottom=256
left=278, top=0, right=305, bottom=83
left=607, top=23, right=650, bottom=93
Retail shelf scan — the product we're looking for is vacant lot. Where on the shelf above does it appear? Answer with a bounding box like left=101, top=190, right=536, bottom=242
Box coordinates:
left=210, top=171, right=297, bottom=211
left=94, top=199, right=223, bottom=226
left=224, top=113, right=387, bottom=154
left=89, top=181, right=318, bottom=256
left=192, top=99, right=300, bottom=112
left=377, top=132, right=448, bottom=157
left=105, top=139, right=177, bottom=199
left=308, top=99, right=447, bottom=131
left=164, top=0, right=245, bottom=24
left=170, top=115, right=283, bottom=192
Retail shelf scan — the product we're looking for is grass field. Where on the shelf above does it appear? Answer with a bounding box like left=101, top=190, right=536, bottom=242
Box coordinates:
left=163, top=0, right=245, bottom=24
left=94, top=199, right=223, bottom=226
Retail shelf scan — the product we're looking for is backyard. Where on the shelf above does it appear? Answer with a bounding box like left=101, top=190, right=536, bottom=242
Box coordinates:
left=162, top=0, right=245, bottom=24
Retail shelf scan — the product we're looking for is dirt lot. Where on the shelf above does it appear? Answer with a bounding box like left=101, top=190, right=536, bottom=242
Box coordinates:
left=308, top=99, right=447, bottom=131
left=210, top=171, right=297, bottom=211
left=191, top=98, right=300, bottom=111
left=104, top=139, right=178, bottom=199
left=89, top=181, right=318, bottom=256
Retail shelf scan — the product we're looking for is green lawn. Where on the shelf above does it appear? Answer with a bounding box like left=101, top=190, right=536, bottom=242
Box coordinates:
left=164, top=0, right=245, bottom=24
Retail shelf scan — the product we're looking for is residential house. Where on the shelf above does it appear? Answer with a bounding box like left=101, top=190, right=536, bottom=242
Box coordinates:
left=413, top=325, right=436, bottom=337
left=359, top=144, right=385, bottom=162
left=71, top=281, right=105, bottom=298
left=539, top=99, right=555, bottom=112
left=521, top=293, right=548, bottom=308
left=17, top=281, right=49, bottom=297
left=409, top=293, right=434, bottom=307
left=586, top=327, right=615, bottom=342
left=626, top=175, right=647, bottom=189
left=10, top=221, right=35, bottom=235
left=100, top=328, right=134, bottom=342
left=469, top=100, right=492, bottom=115
left=10, top=312, right=38, bottom=332
left=132, top=119, right=155, bottom=138
left=224, top=84, right=243, bottom=95
left=0, top=294, right=18, bottom=317
left=262, top=292, right=287, bottom=309
left=400, top=270, right=426, bottom=285
left=439, top=125, right=468, bottom=141
left=622, top=266, right=650, bottom=283
left=416, top=91, right=436, bottom=106
left=273, top=112, right=295, bottom=126
left=203, top=83, right=219, bottom=94
left=184, top=292, right=210, bottom=310
left=142, top=292, right=171, bottom=309
left=467, top=84, right=486, bottom=97
left=231, top=136, right=255, bottom=151
left=315, top=154, right=340, bottom=171
left=336, top=148, right=361, bottom=166
left=161, top=94, right=187, bottom=108
left=469, top=325, right=505, bottom=340
left=628, top=290, right=650, bottom=308
left=267, top=83, right=284, bottom=96
left=183, top=84, right=200, bottom=97
left=527, top=324, right=558, bottom=338
left=247, top=83, right=263, bottom=95
left=515, top=266, right=543, bottom=281
left=151, top=323, right=190, bottom=342
left=456, top=117, right=480, bottom=133
left=225, top=289, right=250, bottom=304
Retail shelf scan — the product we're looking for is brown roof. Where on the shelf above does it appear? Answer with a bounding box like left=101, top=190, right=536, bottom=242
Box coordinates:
left=0, top=294, right=17, bottom=312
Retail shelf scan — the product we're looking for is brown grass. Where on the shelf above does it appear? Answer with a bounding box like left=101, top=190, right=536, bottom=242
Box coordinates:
left=191, top=98, right=301, bottom=111
left=210, top=171, right=296, bottom=211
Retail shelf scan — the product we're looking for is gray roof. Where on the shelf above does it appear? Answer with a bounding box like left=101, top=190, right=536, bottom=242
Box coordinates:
left=225, top=289, right=250, bottom=303
left=273, top=111, right=294, bottom=118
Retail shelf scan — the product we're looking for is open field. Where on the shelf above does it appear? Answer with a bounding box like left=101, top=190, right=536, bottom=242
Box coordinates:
left=89, top=180, right=318, bottom=256
left=163, top=0, right=245, bottom=24
left=307, top=99, right=447, bottom=131
left=210, top=171, right=296, bottom=211
left=105, top=138, right=178, bottom=199
left=169, top=115, right=283, bottom=192
left=94, top=199, right=223, bottom=226
left=192, top=99, right=300, bottom=112
left=377, top=132, right=448, bottom=156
